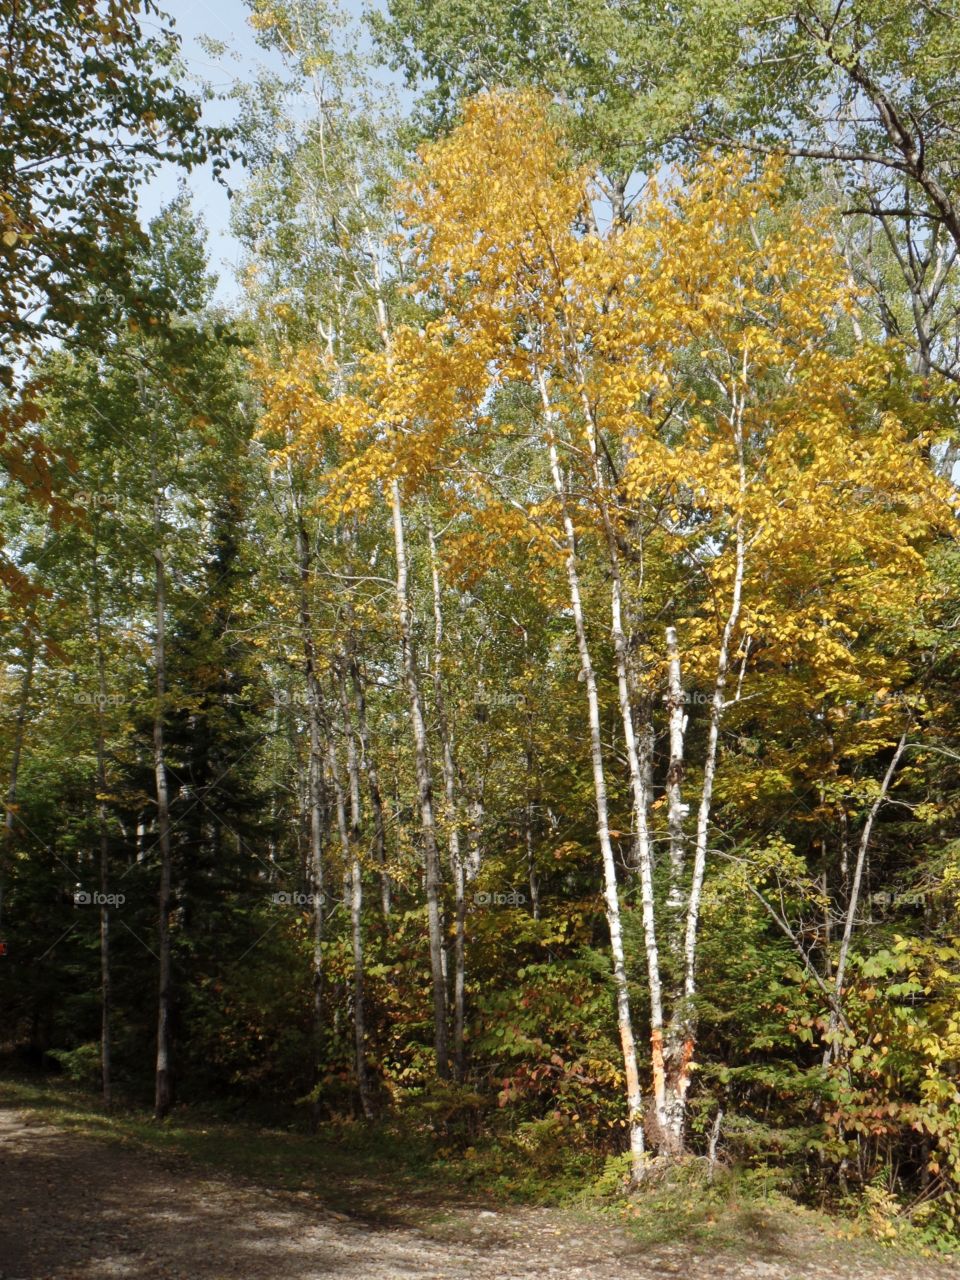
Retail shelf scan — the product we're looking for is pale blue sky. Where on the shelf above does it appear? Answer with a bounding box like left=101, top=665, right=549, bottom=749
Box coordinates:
left=140, top=0, right=396, bottom=304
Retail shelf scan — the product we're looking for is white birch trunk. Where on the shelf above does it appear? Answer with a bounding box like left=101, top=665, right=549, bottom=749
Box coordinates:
left=537, top=368, right=646, bottom=1173
left=293, top=508, right=327, bottom=1056
left=390, top=480, right=450, bottom=1079
left=427, top=520, right=467, bottom=1081
left=328, top=699, right=374, bottom=1119
left=673, top=394, right=749, bottom=1148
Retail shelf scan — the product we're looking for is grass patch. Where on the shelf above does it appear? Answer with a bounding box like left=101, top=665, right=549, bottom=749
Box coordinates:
left=0, top=1074, right=460, bottom=1223
left=593, top=1157, right=803, bottom=1254
left=0, top=1074, right=596, bottom=1224
left=601, top=1155, right=959, bottom=1268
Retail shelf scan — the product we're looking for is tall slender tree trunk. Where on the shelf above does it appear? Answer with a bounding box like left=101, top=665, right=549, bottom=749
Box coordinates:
left=823, top=725, right=910, bottom=1066
left=665, top=628, right=687, bottom=905
left=91, top=527, right=112, bottom=1107
left=347, top=638, right=390, bottom=920
left=427, top=519, right=467, bottom=1080
left=466, top=776, right=485, bottom=885
left=520, top=631, right=540, bottom=920
left=536, top=368, right=645, bottom=1172
left=335, top=663, right=374, bottom=1117
left=371, top=274, right=448, bottom=1078
left=390, top=480, right=450, bottom=1078
left=673, top=393, right=748, bottom=1144
left=293, top=507, right=327, bottom=1055
left=327, top=694, right=374, bottom=1118
left=2, top=629, right=35, bottom=940
left=656, top=625, right=691, bottom=1154
left=340, top=521, right=391, bottom=921
left=1, top=558, right=46, bottom=935
left=572, top=371, right=683, bottom=1157
left=3, top=642, right=33, bottom=843
left=612, top=560, right=679, bottom=1159
left=524, top=747, right=540, bottom=921
left=151, top=453, right=174, bottom=1121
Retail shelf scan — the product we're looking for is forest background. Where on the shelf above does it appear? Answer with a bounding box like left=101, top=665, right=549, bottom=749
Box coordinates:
left=3, top=0, right=960, bottom=1251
